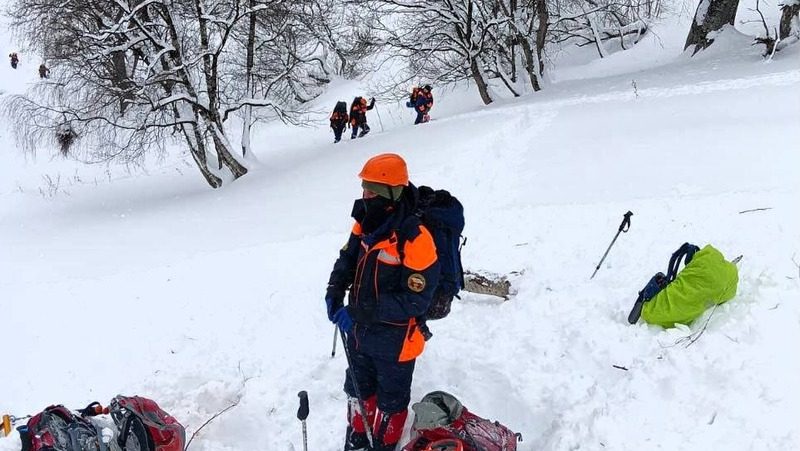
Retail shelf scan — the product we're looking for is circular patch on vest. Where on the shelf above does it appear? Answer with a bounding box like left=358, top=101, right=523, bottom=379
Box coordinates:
left=407, top=273, right=426, bottom=293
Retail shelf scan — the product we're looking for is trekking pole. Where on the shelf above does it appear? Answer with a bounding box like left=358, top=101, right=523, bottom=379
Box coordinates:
left=591, top=211, right=633, bottom=279
left=339, top=327, right=374, bottom=447
left=297, top=391, right=309, bottom=451
left=374, top=104, right=385, bottom=132
left=331, top=326, right=338, bottom=358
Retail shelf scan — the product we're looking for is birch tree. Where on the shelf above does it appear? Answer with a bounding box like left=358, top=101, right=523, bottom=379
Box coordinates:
left=4, top=0, right=327, bottom=188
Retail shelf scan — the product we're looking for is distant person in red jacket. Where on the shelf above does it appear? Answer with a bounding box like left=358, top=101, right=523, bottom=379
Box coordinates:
left=9, top=52, right=19, bottom=69
left=39, top=63, right=49, bottom=79
left=349, top=96, right=375, bottom=139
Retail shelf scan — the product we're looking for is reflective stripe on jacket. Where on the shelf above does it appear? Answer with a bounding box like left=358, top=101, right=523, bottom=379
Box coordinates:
left=329, top=218, right=439, bottom=362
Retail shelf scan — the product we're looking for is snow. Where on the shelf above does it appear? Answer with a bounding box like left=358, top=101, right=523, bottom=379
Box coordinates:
left=2, top=3, right=799, bottom=451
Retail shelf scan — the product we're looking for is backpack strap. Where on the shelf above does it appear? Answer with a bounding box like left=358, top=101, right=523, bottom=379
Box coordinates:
left=666, top=243, right=700, bottom=282
left=396, top=214, right=423, bottom=263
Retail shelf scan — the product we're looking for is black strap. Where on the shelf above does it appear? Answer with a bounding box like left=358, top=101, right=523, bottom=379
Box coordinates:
left=666, top=243, right=700, bottom=282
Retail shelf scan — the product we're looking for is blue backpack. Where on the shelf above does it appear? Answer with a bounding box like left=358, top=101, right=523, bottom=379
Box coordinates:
left=401, top=186, right=465, bottom=321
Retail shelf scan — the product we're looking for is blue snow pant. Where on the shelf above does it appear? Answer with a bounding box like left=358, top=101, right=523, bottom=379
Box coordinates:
left=332, top=124, right=346, bottom=142
left=343, top=328, right=415, bottom=414
left=351, top=122, right=370, bottom=138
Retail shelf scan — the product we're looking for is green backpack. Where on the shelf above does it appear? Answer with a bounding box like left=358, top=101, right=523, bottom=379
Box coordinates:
left=628, top=243, right=739, bottom=328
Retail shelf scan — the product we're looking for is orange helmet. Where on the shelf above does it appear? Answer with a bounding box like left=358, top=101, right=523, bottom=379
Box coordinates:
left=358, top=153, right=409, bottom=186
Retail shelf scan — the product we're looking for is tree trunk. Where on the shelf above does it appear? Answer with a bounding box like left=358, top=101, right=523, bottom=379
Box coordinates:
left=780, top=2, right=800, bottom=40
left=470, top=57, right=493, bottom=105
left=684, top=0, right=741, bottom=54
left=534, top=0, right=549, bottom=88
left=242, top=0, right=257, bottom=157
left=209, top=119, right=248, bottom=179
left=589, top=15, right=608, bottom=58
left=184, top=119, right=222, bottom=188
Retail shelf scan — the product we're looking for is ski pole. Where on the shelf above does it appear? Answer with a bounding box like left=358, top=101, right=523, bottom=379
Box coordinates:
left=374, top=103, right=385, bottom=132
left=297, top=391, right=309, bottom=451
left=591, top=211, right=633, bottom=279
left=331, top=326, right=338, bottom=358
left=339, top=327, right=374, bottom=447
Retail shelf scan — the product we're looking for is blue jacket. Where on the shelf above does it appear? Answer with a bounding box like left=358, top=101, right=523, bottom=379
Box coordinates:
left=327, top=184, right=440, bottom=361
left=414, top=92, right=433, bottom=114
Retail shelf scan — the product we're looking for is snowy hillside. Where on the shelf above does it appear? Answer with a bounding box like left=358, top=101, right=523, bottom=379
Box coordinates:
left=1, top=2, right=799, bottom=451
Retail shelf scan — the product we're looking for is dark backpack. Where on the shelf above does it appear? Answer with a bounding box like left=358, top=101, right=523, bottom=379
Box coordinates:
left=333, top=101, right=347, bottom=114
left=351, top=97, right=362, bottom=111
left=331, top=101, right=348, bottom=124
left=18, top=405, right=100, bottom=451
left=401, top=391, right=521, bottom=451
left=401, top=186, right=465, bottom=320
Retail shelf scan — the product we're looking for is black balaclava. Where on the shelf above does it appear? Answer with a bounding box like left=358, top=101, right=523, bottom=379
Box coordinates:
left=359, top=196, right=395, bottom=235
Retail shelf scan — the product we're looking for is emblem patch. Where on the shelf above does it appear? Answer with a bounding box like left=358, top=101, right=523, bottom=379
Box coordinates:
left=407, top=273, right=426, bottom=293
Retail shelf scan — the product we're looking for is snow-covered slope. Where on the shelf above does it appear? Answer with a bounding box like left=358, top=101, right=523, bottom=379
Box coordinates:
left=1, top=4, right=799, bottom=451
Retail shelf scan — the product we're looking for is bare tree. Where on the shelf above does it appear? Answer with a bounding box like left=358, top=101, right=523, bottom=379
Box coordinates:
left=367, top=0, right=503, bottom=105
left=367, top=0, right=662, bottom=102
left=4, top=0, right=327, bottom=188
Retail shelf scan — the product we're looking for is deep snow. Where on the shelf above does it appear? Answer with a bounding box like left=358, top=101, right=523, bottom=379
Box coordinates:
left=1, top=2, right=799, bottom=451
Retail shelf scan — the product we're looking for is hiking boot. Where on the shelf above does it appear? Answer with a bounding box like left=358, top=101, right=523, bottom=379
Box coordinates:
left=343, top=427, right=370, bottom=451
left=358, top=129, right=369, bottom=138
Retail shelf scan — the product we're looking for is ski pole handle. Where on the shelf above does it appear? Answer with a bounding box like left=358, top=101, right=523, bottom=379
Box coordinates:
left=618, top=211, right=633, bottom=233
left=297, top=391, right=309, bottom=421
left=331, top=326, right=338, bottom=358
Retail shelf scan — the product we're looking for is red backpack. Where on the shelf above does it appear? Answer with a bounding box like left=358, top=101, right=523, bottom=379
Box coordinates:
left=16, top=396, right=184, bottom=451
left=19, top=405, right=99, bottom=451
left=109, top=395, right=185, bottom=451
left=401, top=391, right=521, bottom=451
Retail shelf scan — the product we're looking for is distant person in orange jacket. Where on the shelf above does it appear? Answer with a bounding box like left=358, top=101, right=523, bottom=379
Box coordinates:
left=330, top=101, right=349, bottom=143
left=9, top=52, right=19, bottom=69
left=325, top=153, right=439, bottom=451
left=349, top=96, right=375, bottom=139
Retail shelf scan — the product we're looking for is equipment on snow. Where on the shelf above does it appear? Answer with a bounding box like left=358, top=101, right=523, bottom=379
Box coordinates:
left=6, top=395, right=185, bottom=451
left=2, top=415, right=11, bottom=437
left=297, top=391, right=309, bottom=451
left=591, top=211, right=633, bottom=279
left=109, top=395, right=185, bottom=451
left=17, top=404, right=100, bottom=451
left=628, top=243, right=740, bottom=327
left=339, top=327, right=374, bottom=448
left=627, top=242, right=698, bottom=324
left=400, top=391, right=521, bottom=451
